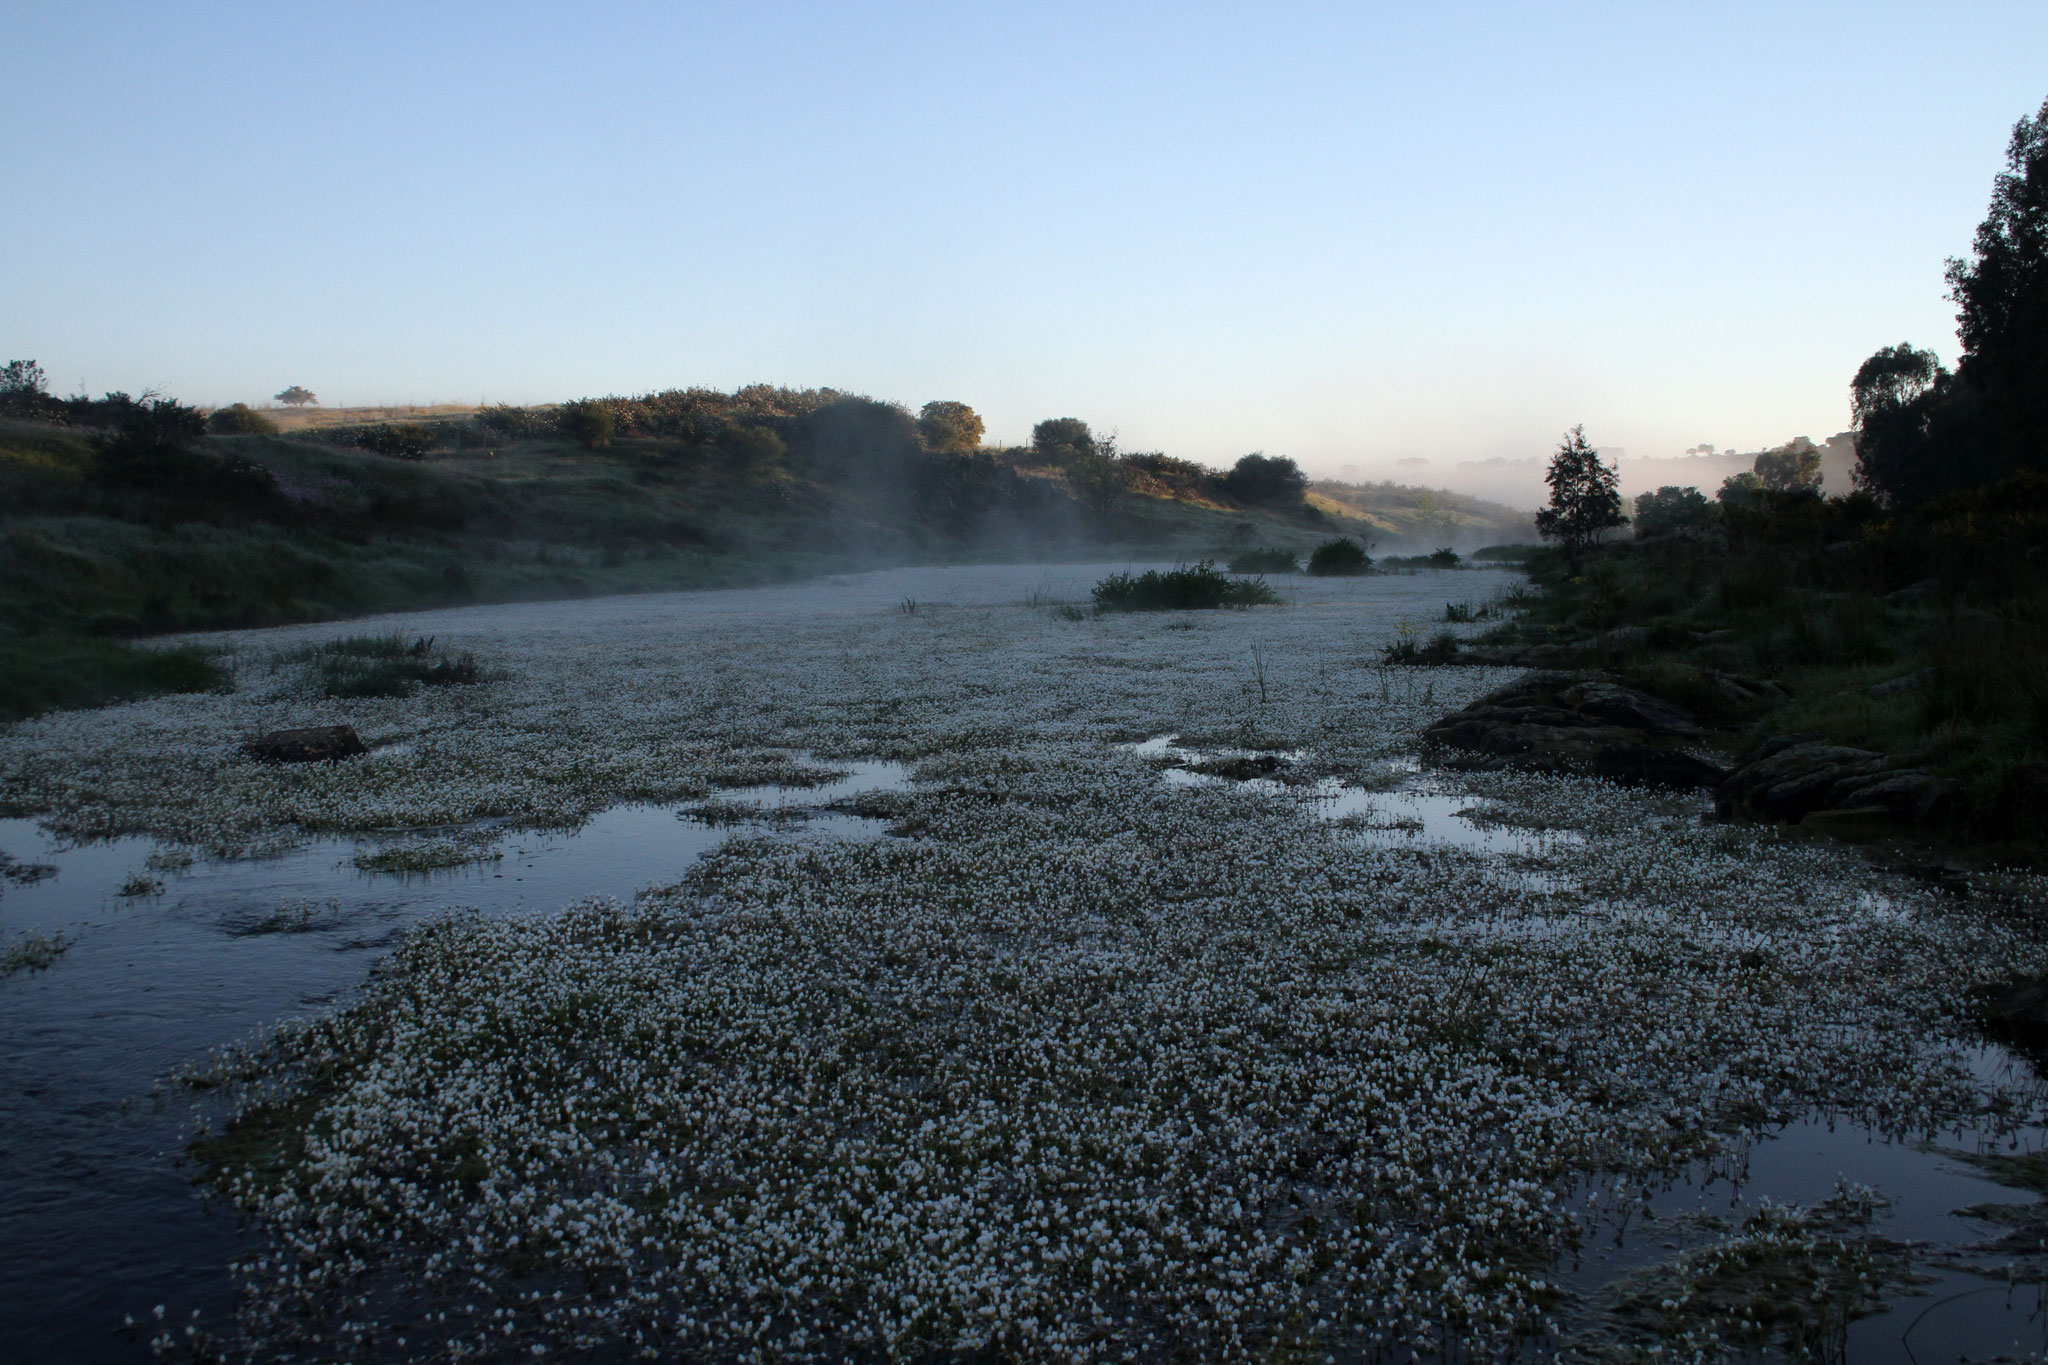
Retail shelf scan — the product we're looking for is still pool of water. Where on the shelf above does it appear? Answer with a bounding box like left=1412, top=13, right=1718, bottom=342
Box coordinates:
left=0, top=759, right=909, bottom=1364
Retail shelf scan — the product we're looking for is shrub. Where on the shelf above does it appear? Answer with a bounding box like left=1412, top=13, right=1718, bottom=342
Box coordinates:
left=1306, top=537, right=1372, bottom=576
left=559, top=400, right=617, bottom=450
left=208, top=403, right=279, bottom=435
left=1228, top=547, right=1299, bottom=574
left=1427, top=547, right=1462, bottom=568
left=917, top=401, right=984, bottom=452
left=1092, top=562, right=1280, bottom=612
left=354, top=423, right=436, bottom=460
left=1633, top=486, right=1713, bottom=539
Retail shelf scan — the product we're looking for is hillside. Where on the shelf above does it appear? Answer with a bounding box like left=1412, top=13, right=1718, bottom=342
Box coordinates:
left=0, top=386, right=1522, bottom=718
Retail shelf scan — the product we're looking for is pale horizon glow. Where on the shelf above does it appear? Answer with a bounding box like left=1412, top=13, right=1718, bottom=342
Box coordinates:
left=4, top=1, right=2045, bottom=487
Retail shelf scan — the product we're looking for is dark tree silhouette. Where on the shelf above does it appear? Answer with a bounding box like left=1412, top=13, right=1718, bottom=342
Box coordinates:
left=1, top=359, right=48, bottom=396
left=274, top=385, right=318, bottom=407
left=1222, top=452, right=1308, bottom=506
left=1534, top=425, right=1624, bottom=572
left=1945, top=94, right=2048, bottom=457
left=1031, top=417, right=1094, bottom=462
left=1632, top=485, right=1712, bottom=538
left=1753, top=441, right=1823, bottom=494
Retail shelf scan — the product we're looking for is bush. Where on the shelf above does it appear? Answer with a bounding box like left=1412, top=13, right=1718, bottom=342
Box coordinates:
left=354, top=423, right=436, bottom=460
left=1227, top=547, right=1299, bottom=574
left=208, top=403, right=279, bottom=435
left=1306, top=537, right=1372, bottom=576
left=559, top=400, right=617, bottom=450
left=1427, top=547, right=1462, bottom=568
left=1091, top=562, right=1280, bottom=612
left=1633, top=486, right=1713, bottom=539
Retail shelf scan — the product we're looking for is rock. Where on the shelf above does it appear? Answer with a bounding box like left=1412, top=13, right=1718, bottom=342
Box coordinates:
left=1886, top=578, right=1942, bottom=604
left=243, top=725, right=368, bottom=764
left=1602, top=625, right=1652, bottom=650
left=1717, top=739, right=1959, bottom=828
left=1423, top=673, right=1725, bottom=789
left=1867, top=668, right=1934, bottom=698
left=1716, top=741, right=1883, bottom=822
left=1557, top=680, right=1701, bottom=735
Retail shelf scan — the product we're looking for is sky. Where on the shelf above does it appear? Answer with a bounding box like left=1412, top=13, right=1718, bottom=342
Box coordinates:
left=4, top=1, right=2046, bottom=483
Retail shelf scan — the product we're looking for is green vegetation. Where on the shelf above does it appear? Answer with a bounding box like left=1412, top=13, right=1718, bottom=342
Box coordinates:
left=0, top=366, right=1520, bottom=722
left=0, top=634, right=228, bottom=723
left=1, top=930, right=68, bottom=977
left=1091, top=562, right=1280, bottom=611
left=1306, top=536, right=1372, bottom=576
left=298, top=634, right=481, bottom=699
left=1226, top=546, right=1299, bottom=573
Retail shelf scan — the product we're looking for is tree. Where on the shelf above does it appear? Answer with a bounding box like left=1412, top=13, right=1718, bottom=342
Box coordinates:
left=1753, top=439, right=1823, bottom=494
left=1715, top=470, right=1765, bottom=508
left=274, top=385, right=318, bottom=407
left=1222, top=452, right=1308, bottom=506
left=1633, top=485, right=1712, bottom=538
left=1031, top=417, right=1094, bottom=462
left=1850, top=343, right=1941, bottom=430
left=1534, top=425, right=1625, bottom=572
left=917, top=400, right=984, bottom=453
left=1, top=359, right=48, bottom=397
left=1945, top=94, right=2048, bottom=456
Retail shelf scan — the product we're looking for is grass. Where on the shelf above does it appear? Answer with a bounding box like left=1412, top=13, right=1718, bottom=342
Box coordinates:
left=2, top=930, right=69, bottom=977
left=1226, top=546, right=1300, bottom=573
left=300, top=633, right=481, bottom=699
left=0, top=633, right=229, bottom=722
left=1492, top=485, right=2048, bottom=854
left=1091, top=561, right=1281, bottom=612
left=228, top=899, right=337, bottom=937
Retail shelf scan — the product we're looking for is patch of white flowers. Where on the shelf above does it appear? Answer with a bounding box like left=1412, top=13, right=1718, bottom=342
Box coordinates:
left=5, top=566, right=2043, bottom=1359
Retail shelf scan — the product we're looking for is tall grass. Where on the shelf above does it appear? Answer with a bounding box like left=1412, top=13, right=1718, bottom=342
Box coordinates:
left=1092, top=562, right=1280, bottom=612
left=0, top=635, right=228, bottom=722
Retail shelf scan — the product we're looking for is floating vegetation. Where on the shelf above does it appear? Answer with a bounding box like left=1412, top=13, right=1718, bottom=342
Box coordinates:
left=0, top=850, right=57, bottom=889
left=116, top=871, right=163, bottom=897
left=2, top=929, right=68, bottom=976
left=5, top=565, right=2045, bottom=1358
left=351, top=833, right=503, bottom=875
left=1569, top=1185, right=1913, bottom=1362
left=226, top=898, right=337, bottom=937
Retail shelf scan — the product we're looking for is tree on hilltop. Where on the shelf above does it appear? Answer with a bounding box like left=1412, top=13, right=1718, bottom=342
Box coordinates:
left=274, top=385, right=318, bottom=407
left=1534, top=425, right=1624, bottom=572
left=918, top=401, right=984, bottom=453
left=1031, top=417, right=1094, bottom=462
left=1222, top=452, right=1309, bottom=506
left=1754, top=439, right=1823, bottom=494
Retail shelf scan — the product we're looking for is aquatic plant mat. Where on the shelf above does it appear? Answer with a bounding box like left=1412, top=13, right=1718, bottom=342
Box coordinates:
left=4, top=564, right=2047, bottom=1361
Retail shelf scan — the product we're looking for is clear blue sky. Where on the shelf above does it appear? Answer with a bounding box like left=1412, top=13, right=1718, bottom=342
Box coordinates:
left=4, top=1, right=2044, bottom=474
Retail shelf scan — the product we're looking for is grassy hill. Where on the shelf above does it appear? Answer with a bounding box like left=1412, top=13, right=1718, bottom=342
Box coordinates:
left=0, top=388, right=1527, bottom=720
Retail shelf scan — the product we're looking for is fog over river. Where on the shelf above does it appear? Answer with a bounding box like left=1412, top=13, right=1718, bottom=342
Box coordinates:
left=3, top=564, right=2046, bottom=1362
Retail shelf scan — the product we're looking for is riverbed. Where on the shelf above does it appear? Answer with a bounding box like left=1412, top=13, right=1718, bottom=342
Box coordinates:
left=2, top=563, right=2044, bottom=1362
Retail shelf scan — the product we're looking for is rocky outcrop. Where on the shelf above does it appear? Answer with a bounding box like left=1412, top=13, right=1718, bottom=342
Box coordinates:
left=1714, top=736, right=1959, bottom=826
left=1422, top=673, right=1728, bottom=789
left=243, top=725, right=368, bottom=764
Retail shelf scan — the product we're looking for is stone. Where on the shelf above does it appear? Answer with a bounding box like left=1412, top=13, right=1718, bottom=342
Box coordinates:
left=1867, top=668, right=1934, bottom=698
left=243, top=725, right=368, bottom=764
left=1423, top=672, right=1726, bottom=789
